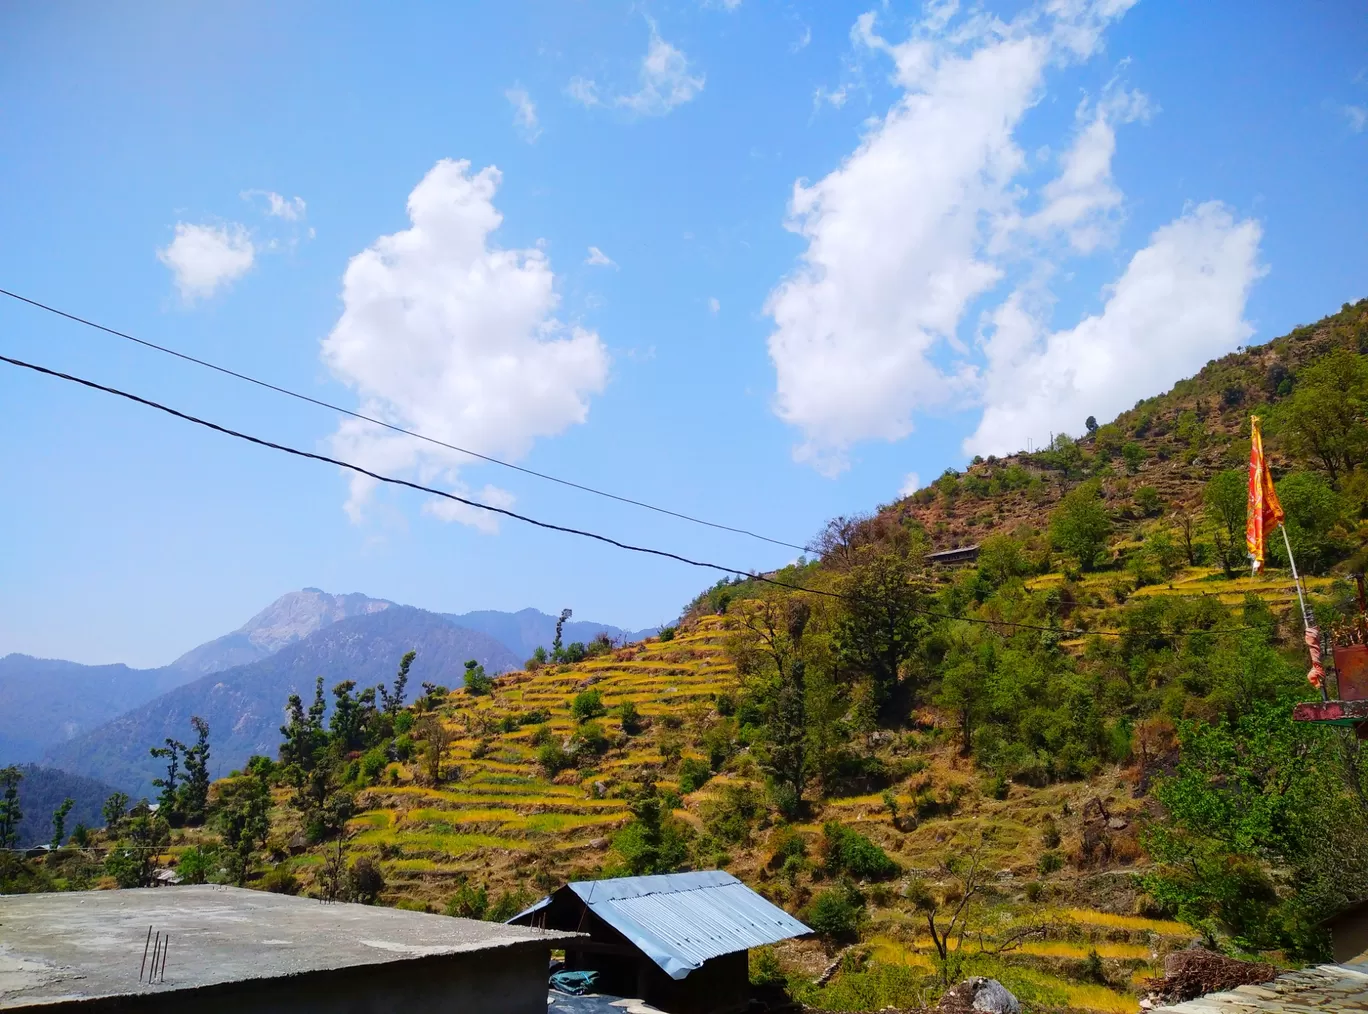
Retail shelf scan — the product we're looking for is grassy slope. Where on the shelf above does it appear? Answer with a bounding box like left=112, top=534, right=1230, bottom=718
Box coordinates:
left=232, top=616, right=1186, bottom=1012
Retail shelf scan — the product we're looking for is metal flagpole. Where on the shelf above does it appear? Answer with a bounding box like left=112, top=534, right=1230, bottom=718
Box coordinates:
left=1281, top=522, right=1330, bottom=702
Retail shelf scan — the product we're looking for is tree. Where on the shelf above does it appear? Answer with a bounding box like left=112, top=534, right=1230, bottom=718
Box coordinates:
left=1085, top=415, right=1099, bottom=434
left=1282, top=348, right=1368, bottom=485
left=935, top=660, right=983, bottom=757
left=571, top=689, right=606, bottom=723
left=1173, top=507, right=1202, bottom=566
left=101, top=791, right=130, bottom=835
left=180, top=716, right=211, bottom=825
left=1049, top=481, right=1112, bottom=570
left=149, top=737, right=185, bottom=820
left=415, top=715, right=455, bottom=785
left=552, top=608, right=572, bottom=660
left=610, top=776, right=689, bottom=875
left=836, top=547, right=928, bottom=719
left=280, top=676, right=329, bottom=810
left=0, top=767, right=22, bottom=848
left=1268, top=471, right=1346, bottom=574
left=108, top=801, right=170, bottom=888
left=50, top=798, right=74, bottom=849
left=380, top=650, right=416, bottom=715
left=463, top=659, right=494, bottom=696
left=1204, top=470, right=1247, bottom=577
left=216, top=769, right=271, bottom=886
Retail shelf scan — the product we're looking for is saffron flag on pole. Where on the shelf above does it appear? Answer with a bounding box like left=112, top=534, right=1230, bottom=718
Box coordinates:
left=1246, top=415, right=1284, bottom=574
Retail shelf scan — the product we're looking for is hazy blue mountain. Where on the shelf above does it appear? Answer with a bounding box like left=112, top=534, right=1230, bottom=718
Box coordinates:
left=169, top=588, right=393, bottom=675
left=444, top=607, right=659, bottom=661
left=42, top=606, right=520, bottom=796
left=10, top=764, right=120, bottom=849
left=0, top=655, right=192, bottom=765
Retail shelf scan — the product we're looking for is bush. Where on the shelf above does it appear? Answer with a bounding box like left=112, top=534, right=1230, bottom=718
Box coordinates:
left=806, top=884, right=865, bottom=940
left=521, top=707, right=552, bottom=725
left=538, top=741, right=573, bottom=775
left=750, top=946, right=787, bottom=988
left=658, top=626, right=676, bottom=642
left=359, top=747, right=388, bottom=784
left=702, top=784, right=765, bottom=844
left=677, top=757, right=713, bottom=794
left=259, top=866, right=300, bottom=895
left=394, top=734, right=414, bottom=761
left=463, top=660, right=494, bottom=696
left=1038, top=850, right=1064, bottom=875
left=822, top=821, right=899, bottom=880
left=176, top=845, right=215, bottom=885
left=446, top=881, right=489, bottom=919
left=618, top=700, right=643, bottom=736
left=530, top=724, right=554, bottom=747
left=571, top=689, right=606, bottom=723
left=348, top=857, right=385, bottom=904
left=488, top=888, right=535, bottom=922
left=571, top=721, right=609, bottom=757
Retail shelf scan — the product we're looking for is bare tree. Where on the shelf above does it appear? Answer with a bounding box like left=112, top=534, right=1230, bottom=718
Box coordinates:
left=1172, top=507, right=1200, bottom=566
left=415, top=715, right=455, bottom=785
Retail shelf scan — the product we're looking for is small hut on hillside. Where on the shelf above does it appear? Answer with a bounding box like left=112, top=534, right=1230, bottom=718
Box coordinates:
left=508, top=871, right=810, bottom=1014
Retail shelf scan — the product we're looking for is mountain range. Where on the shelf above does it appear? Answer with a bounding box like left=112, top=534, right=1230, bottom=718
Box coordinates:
left=2, top=589, right=658, bottom=795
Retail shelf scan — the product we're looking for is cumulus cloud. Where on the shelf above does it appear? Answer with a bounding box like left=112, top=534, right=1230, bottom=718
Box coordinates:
left=585, top=246, right=616, bottom=267
left=966, top=203, right=1264, bottom=456
left=570, top=24, right=703, bottom=118
left=708, top=297, right=721, bottom=314
left=157, top=223, right=255, bottom=301
left=899, top=472, right=921, bottom=497
left=764, top=0, right=1263, bottom=476
left=321, top=159, right=609, bottom=529
left=241, top=190, right=307, bottom=221
left=506, top=87, right=541, bottom=142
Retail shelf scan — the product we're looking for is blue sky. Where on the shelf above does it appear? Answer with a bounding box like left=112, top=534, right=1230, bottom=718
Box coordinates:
left=1, top=0, right=1364, bottom=666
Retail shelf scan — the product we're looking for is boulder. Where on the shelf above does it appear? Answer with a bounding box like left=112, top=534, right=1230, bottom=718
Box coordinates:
left=941, top=977, right=1021, bottom=1014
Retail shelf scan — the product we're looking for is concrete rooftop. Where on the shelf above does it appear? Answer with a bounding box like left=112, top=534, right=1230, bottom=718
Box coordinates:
left=0, top=886, right=577, bottom=1009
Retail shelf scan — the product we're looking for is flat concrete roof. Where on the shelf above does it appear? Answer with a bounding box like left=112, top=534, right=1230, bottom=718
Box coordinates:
left=0, top=886, right=578, bottom=1008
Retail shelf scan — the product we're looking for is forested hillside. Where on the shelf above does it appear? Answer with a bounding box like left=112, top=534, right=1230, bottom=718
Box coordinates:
left=10, top=298, right=1368, bottom=1014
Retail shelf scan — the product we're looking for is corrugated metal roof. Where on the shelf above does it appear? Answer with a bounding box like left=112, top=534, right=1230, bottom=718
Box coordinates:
left=1153, top=962, right=1368, bottom=1013
left=512, top=871, right=811, bottom=981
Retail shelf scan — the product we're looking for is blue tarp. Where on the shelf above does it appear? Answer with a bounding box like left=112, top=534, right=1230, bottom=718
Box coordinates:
left=550, top=970, right=601, bottom=995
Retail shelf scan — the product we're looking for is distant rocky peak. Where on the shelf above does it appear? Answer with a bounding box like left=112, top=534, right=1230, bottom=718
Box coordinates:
left=237, top=589, right=392, bottom=654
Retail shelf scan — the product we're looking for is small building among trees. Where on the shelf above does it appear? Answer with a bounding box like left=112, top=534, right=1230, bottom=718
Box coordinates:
left=508, top=871, right=810, bottom=1014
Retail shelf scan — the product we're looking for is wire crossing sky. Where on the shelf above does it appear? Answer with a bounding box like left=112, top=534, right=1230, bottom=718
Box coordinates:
left=0, top=1, right=1363, bottom=665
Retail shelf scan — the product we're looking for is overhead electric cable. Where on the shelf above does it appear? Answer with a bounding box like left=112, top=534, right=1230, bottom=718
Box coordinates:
left=0, top=287, right=811, bottom=553
left=1, top=352, right=1259, bottom=642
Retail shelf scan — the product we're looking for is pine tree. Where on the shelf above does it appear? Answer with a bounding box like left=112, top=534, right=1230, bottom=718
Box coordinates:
left=0, top=766, right=22, bottom=848
left=50, top=798, right=74, bottom=848
left=180, top=717, right=211, bottom=825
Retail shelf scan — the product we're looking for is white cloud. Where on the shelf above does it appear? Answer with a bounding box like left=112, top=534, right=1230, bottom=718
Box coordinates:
left=814, top=84, right=849, bottom=109
left=506, top=87, right=542, bottom=142
left=708, top=297, right=721, bottom=314
left=157, top=223, right=255, bottom=302
left=899, top=472, right=921, bottom=497
left=241, top=189, right=307, bottom=220
left=570, top=24, right=704, bottom=118
left=321, top=159, right=609, bottom=529
left=966, top=202, right=1264, bottom=456
left=793, top=25, right=812, bottom=52
left=1345, top=104, right=1367, bottom=132
left=762, top=0, right=1260, bottom=477
left=567, top=76, right=601, bottom=108
left=1020, top=85, right=1152, bottom=252
left=585, top=246, right=616, bottom=267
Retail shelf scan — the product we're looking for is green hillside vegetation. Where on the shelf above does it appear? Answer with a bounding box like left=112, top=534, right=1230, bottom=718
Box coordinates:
left=7, top=297, right=1368, bottom=1014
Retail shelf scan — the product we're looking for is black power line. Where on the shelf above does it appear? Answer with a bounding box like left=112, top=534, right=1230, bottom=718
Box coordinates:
left=0, top=287, right=811, bottom=553
left=1, top=353, right=1261, bottom=641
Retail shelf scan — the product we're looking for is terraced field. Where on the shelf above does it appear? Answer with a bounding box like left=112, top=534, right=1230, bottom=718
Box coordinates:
left=264, top=613, right=1198, bottom=1011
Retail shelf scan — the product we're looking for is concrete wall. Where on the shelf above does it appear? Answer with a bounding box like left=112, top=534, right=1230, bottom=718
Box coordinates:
left=19, top=944, right=550, bottom=1014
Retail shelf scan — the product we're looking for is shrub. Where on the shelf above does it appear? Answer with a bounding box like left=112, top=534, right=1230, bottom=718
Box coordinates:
left=463, top=660, right=494, bottom=696
left=446, top=881, right=489, bottom=919
left=715, top=692, right=736, bottom=716
left=393, top=734, right=415, bottom=761
left=658, top=626, right=676, bottom=642
left=677, top=757, right=712, bottom=794
left=521, top=708, right=552, bottom=725
left=488, top=888, right=535, bottom=922
left=750, top=946, right=787, bottom=988
left=571, top=689, right=606, bottom=723
left=538, top=741, right=574, bottom=775
left=571, top=721, right=609, bottom=757
left=1024, top=880, right=1044, bottom=902
left=359, top=748, right=388, bottom=784
left=822, top=821, right=899, bottom=880
left=259, top=866, right=300, bottom=895
left=348, top=857, right=385, bottom=904
left=530, top=724, right=554, bottom=747
left=1038, top=850, right=1064, bottom=875
left=618, top=700, right=643, bottom=736
left=702, top=784, right=766, bottom=844
left=176, top=845, right=215, bottom=885
left=806, top=884, right=865, bottom=940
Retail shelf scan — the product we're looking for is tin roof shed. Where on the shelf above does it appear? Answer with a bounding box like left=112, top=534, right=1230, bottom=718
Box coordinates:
left=511, top=871, right=810, bottom=981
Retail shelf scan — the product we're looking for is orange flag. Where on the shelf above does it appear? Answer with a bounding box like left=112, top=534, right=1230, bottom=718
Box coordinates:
left=1246, top=416, right=1284, bottom=573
